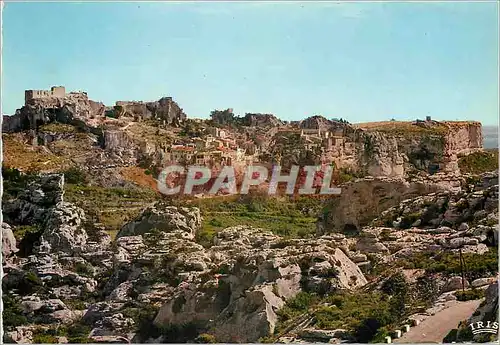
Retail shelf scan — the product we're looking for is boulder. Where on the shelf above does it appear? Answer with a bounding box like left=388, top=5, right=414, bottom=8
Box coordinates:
left=442, top=276, right=469, bottom=293
left=471, top=277, right=496, bottom=288
left=212, top=284, right=285, bottom=342
left=117, top=205, right=201, bottom=239
left=2, top=223, right=18, bottom=259
left=37, top=202, right=88, bottom=254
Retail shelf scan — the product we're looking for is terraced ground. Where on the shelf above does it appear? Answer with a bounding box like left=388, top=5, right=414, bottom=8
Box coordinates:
left=64, top=183, right=159, bottom=238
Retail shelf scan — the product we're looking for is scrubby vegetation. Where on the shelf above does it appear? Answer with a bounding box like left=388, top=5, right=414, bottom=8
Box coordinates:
left=62, top=166, right=88, bottom=185
left=356, top=121, right=449, bottom=136
left=272, top=273, right=421, bottom=343
left=2, top=135, right=70, bottom=172
left=64, top=183, right=158, bottom=233
left=177, top=195, right=326, bottom=246
left=39, top=122, right=77, bottom=133
left=458, top=150, right=499, bottom=175
left=455, top=288, right=485, bottom=301
left=397, top=250, right=498, bottom=282
left=270, top=270, right=444, bottom=343
left=2, top=294, right=28, bottom=329
left=2, top=166, right=38, bottom=199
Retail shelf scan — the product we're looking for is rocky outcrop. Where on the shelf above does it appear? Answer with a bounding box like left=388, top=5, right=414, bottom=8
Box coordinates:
left=102, top=130, right=134, bottom=151
left=357, top=121, right=483, bottom=177
left=361, top=132, right=405, bottom=177
left=151, top=226, right=366, bottom=342
left=372, top=184, right=498, bottom=235
left=441, top=276, right=469, bottom=293
left=37, top=202, right=88, bottom=255
left=300, top=115, right=333, bottom=131
left=2, top=174, right=65, bottom=225
left=444, top=122, right=483, bottom=157
left=3, top=93, right=105, bottom=133
left=2, top=223, right=18, bottom=260
left=319, top=176, right=443, bottom=234
left=244, top=113, right=283, bottom=127
left=117, top=204, right=202, bottom=239
left=115, top=97, right=186, bottom=126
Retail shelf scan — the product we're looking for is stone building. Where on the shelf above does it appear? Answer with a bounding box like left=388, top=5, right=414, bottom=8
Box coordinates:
left=25, top=86, right=66, bottom=104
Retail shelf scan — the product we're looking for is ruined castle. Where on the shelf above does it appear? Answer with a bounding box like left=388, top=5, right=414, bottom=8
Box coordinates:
left=25, top=86, right=66, bottom=104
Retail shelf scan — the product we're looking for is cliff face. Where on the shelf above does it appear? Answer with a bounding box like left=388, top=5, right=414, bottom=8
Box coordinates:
left=318, top=176, right=443, bottom=234
left=115, top=97, right=187, bottom=126
left=243, top=113, right=283, bottom=127
left=352, top=121, right=483, bottom=177
left=2, top=93, right=105, bottom=133
left=272, top=121, right=483, bottom=178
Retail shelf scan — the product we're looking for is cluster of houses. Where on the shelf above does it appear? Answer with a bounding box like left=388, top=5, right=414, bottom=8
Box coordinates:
left=276, top=127, right=354, bottom=154
left=166, top=117, right=357, bottom=168
left=169, top=127, right=251, bottom=166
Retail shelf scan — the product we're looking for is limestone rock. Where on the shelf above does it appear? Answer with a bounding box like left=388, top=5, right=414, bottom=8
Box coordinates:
left=441, top=276, right=469, bottom=293
left=471, top=277, right=496, bottom=288
left=2, top=223, right=18, bottom=259
left=117, top=204, right=201, bottom=239
left=212, top=284, right=285, bottom=343
left=299, top=328, right=348, bottom=342
left=37, top=202, right=88, bottom=255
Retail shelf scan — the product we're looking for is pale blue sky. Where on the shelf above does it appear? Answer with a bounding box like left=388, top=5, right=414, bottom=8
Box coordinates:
left=2, top=2, right=499, bottom=125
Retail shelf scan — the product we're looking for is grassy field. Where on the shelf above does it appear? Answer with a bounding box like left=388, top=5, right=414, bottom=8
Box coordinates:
left=64, top=183, right=159, bottom=233
left=174, top=195, right=327, bottom=246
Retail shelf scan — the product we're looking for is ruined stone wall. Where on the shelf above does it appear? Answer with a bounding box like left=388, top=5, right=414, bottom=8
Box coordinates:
left=25, top=86, right=66, bottom=104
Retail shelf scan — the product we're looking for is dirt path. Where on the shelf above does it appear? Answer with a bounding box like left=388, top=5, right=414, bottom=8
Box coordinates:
left=395, top=299, right=483, bottom=343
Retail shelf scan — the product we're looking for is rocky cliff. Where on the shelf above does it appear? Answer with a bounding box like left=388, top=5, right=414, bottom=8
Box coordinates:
left=319, top=171, right=498, bottom=234
left=2, top=95, right=105, bottom=134
left=355, top=121, right=483, bottom=177
left=269, top=117, right=483, bottom=178
left=114, top=97, right=186, bottom=126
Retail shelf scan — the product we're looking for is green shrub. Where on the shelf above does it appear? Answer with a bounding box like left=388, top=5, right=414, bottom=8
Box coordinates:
left=381, top=272, right=408, bottom=296
left=13, top=225, right=40, bottom=241
left=400, top=212, right=421, bottom=229
left=401, top=250, right=498, bottom=281
left=63, top=299, right=87, bottom=310
left=74, top=262, right=94, bottom=278
left=195, top=333, right=217, bottom=343
left=66, top=323, right=91, bottom=343
left=63, top=167, right=88, bottom=185
left=276, top=292, right=318, bottom=323
left=455, top=289, right=485, bottom=301
left=32, top=333, right=58, bottom=344
left=25, top=271, right=42, bottom=285
left=459, top=150, right=499, bottom=174
left=1, top=167, right=38, bottom=199
left=2, top=295, right=28, bottom=329
left=443, top=328, right=459, bottom=343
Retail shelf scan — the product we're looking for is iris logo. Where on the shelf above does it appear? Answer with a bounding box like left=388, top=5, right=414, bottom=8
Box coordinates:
left=468, top=321, right=499, bottom=335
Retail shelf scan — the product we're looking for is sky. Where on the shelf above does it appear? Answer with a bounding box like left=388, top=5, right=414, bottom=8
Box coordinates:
left=2, top=1, right=499, bottom=125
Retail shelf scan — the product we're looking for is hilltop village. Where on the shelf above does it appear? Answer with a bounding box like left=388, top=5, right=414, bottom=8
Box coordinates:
left=2, top=86, right=498, bottom=344
left=3, top=86, right=484, bottom=180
